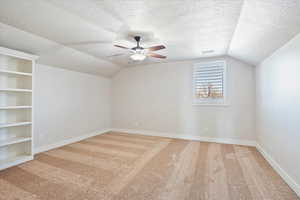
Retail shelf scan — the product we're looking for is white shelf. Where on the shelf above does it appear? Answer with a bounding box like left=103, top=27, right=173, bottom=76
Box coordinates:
left=0, top=69, right=32, bottom=76
left=0, top=106, right=32, bottom=109
left=0, top=122, right=32, bottom=128
left=0, top=88, right=32, bottom=93
left=0, top=137, right=31, bottom=147
left=0, top=155, right=33, bottom=171
left=0, top=47, right=36, bottom=171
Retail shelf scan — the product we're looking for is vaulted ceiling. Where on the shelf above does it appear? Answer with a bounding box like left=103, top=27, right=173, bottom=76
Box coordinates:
left=0, top=0, right=300, bottom=77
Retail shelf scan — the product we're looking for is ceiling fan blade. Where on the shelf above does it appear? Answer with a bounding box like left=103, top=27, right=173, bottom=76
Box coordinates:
left=107, top=53, right=125, bottom=58
left=114, top=44, right=130, bottom=49
left=148, top=52, right=167, bottom=59
left=147, top=45, right=166, bottom=51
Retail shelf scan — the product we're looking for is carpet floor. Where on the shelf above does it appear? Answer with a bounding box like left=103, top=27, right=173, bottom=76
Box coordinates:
left=0, top=132, right=298, bottom=200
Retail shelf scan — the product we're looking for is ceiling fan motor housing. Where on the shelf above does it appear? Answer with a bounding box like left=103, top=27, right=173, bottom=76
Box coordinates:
left=134, top=36, right=141, bottom=42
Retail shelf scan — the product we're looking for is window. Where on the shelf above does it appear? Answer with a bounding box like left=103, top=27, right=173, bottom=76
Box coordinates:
left=193, top=61, right=227, bottom=105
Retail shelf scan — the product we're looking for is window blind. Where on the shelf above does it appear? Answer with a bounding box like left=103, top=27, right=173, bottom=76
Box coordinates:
left=193, top=61, right=225, bottom=100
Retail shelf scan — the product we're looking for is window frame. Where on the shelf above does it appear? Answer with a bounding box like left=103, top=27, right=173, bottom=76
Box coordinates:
left=192, top=60, right=228, bottom=106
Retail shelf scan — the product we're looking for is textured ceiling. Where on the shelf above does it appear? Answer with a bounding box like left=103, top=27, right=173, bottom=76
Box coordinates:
left=0, top=0, right=300, bottom=76
left=229, top=0, right=300, bottom=64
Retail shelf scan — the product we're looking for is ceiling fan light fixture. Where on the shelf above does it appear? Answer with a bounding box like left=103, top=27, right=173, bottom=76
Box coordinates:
left=115, top=36, right=166, bottom=61
left=130, top=51, right=146, bottom=61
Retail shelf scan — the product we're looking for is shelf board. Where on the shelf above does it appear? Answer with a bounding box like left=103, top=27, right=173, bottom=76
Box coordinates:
left=0, top=137, right=31, bottom=147
left=0, top=70, right=32, bottom=76
left=0, top=88, right=32, bottom=93
left=0, top=122, right=32, bottom=128
left=0, top=106, right=32, bottom=109
left=0, top=155, right=33, bottom=171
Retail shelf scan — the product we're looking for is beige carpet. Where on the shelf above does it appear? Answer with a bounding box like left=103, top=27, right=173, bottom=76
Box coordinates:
left=0, top=132, right=298, bottom=200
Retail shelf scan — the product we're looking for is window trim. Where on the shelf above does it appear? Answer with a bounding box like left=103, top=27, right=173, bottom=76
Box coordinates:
left=192, top=60, right=228, bottom=106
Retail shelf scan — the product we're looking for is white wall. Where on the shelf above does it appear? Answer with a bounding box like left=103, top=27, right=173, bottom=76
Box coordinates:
left=34, top=64, right=111, bottom=151
left=112, top=56, right=256, bottom=143
left=256, top=34, right=300, bottom=192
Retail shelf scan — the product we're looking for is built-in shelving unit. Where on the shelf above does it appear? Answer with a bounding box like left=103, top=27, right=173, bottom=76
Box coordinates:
left=0, top=155, right=33, bottom=171
left=0, top=47, right=38, bottom=171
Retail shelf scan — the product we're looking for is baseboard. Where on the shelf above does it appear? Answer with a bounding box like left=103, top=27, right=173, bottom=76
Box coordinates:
left=34, top=129, right=110, bottom=154
left=256, top=143, right=300, bottom=197
left=111, top=128, right=257, bottom=147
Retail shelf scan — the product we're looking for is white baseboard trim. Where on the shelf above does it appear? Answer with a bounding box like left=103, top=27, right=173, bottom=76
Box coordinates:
left=256, top=143, right=300, bottom=197
left=111, top=128, right=257, bottom=147
left=34, top=129, right=110, bottom=154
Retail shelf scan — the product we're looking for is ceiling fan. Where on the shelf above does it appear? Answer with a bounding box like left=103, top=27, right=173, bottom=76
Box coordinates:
left=114, top=36, right=166, bottom=61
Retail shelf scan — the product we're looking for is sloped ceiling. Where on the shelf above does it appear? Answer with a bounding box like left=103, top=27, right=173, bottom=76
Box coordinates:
left=0, top=0, right=300, bottom=77
left=229, top=0, right=300, bottom=64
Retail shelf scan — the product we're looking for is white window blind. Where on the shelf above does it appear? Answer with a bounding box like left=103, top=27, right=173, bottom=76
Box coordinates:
left=193, top=61, right=226, bottom=104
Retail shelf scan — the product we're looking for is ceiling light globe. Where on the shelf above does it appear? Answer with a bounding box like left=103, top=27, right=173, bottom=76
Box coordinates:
left=130, top=53, right=146, bottom=61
